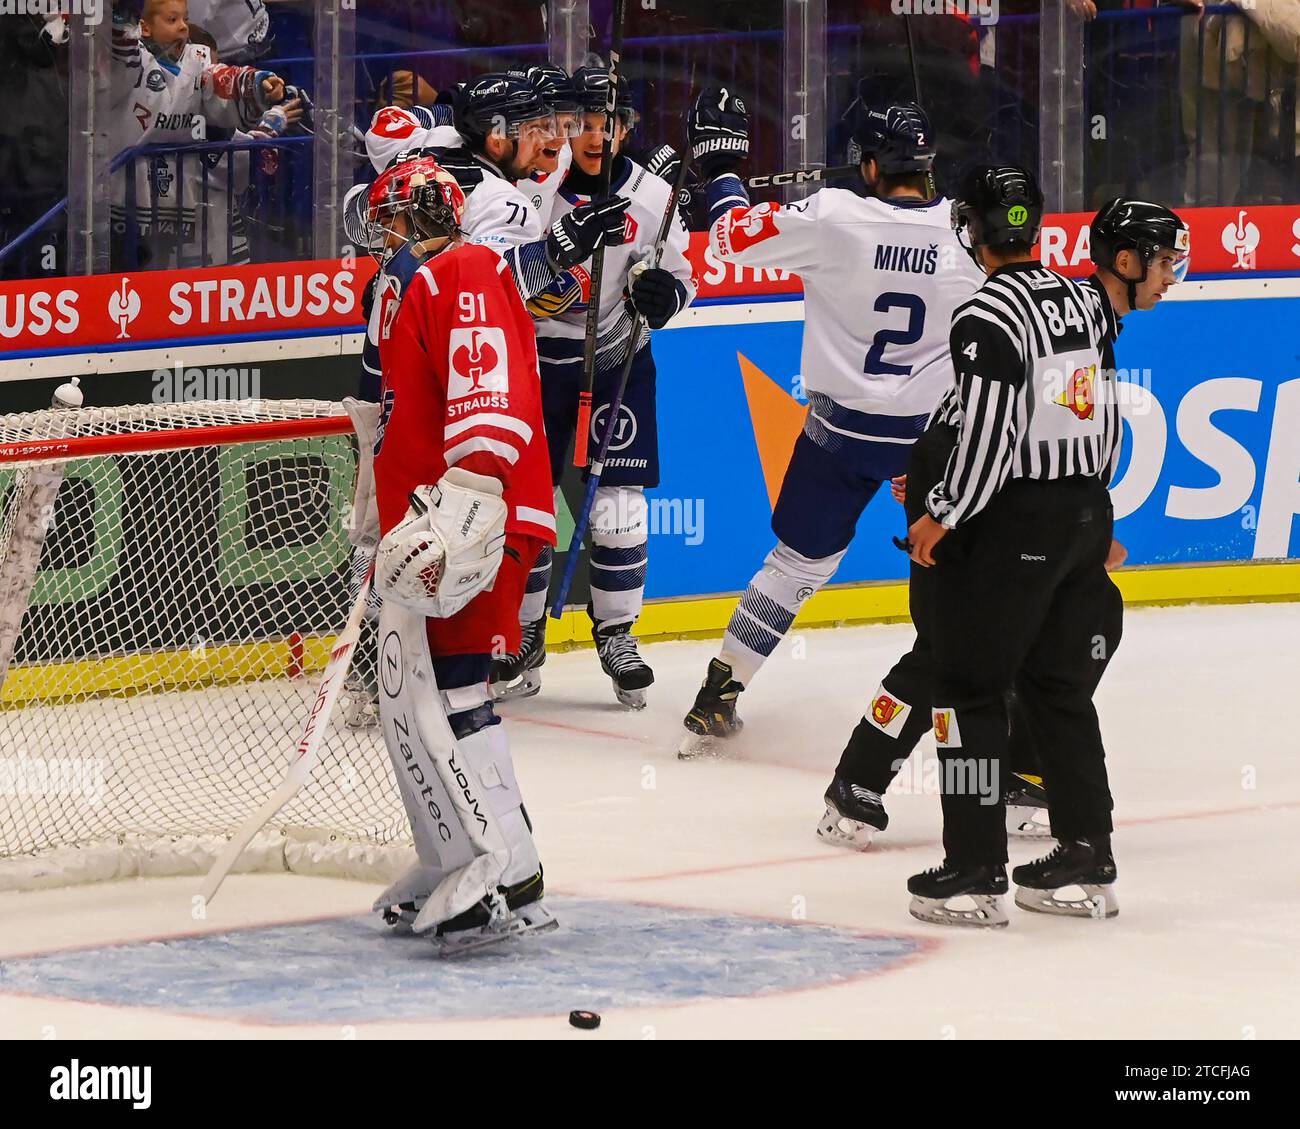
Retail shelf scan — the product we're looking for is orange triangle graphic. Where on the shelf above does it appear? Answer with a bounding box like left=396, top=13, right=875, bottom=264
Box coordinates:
left=737, top=351, right=808, bottom=511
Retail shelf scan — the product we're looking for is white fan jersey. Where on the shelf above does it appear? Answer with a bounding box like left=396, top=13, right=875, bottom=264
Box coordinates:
left=186, top=0, right=272, bottom=63
left=365, top=107, right=543, bottom=254
left=535, top=155, right=695, bottom=369
left=710, top=189, right=984, bottom=427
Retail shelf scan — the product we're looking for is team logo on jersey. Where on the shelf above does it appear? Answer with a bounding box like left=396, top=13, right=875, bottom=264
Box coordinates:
left=932, top=708, right=960, bottom=748
left=147, top=70, right=167, bottom=93
left=622, top=213, right=639, bottom=243
left=448, top=327, right=509, bottom=398
left=371, top=106, right=418, bottom=139
left=134, top=102, right=153, bottom=132
left=718, top=202, right=780, bottom=256
left=1053, top=363, right=1096, bottom=421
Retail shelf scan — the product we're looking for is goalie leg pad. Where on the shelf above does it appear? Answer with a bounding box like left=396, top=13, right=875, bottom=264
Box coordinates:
left=377, top=604, right=512, bottom=931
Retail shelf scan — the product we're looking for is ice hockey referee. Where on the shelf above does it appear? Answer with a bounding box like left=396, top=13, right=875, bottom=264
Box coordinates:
left=904, top=164, right=1123, bottom=930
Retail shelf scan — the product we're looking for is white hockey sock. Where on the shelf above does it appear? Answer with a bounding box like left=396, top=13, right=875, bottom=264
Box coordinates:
left=718, top=541, right=846, bottom=686
left=589, top=485, right=648, bottom=628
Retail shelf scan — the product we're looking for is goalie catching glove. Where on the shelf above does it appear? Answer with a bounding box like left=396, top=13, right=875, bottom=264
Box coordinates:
left=374, top=468, right=508, bottom=619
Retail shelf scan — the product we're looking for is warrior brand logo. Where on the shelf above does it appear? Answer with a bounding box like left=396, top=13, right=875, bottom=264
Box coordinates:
left=1054, top=363, right=1097, bottom=420
left=591, top=402, right=638, bottom=451
left=719, top=202, right=781, bottom=255
left=448, top=326, right=509, bottom=398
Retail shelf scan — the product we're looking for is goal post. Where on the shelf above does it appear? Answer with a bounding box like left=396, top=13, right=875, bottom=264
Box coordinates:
left=0, top=400, right=413, bottom=891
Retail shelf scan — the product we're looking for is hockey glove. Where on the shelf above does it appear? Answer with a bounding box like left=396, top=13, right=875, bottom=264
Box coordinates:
left=642, top=143, right=683, bottom=186
left=689, top=86, right=750, bottom=180
left=625, top=265, right=683, bottom=330
left=547, top=196, right=631, bottom=271
left=374, top=469, right=508, bottom=619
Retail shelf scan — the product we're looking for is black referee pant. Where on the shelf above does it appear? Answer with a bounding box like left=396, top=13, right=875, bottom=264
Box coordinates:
left=835, top=428, right=1124, bottom=802
left=931, top=475, right=1117, bottom=865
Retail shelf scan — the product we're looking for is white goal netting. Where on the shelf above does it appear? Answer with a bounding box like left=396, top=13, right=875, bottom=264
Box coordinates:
left=0, top=399, right=412, bottom=890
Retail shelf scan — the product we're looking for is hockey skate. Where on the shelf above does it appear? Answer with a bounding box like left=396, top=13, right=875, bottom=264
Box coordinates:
left=815, top=775, right=889, bottom=850
left=1004, top=772, right=1052, bottom=838
left=593, top=619, right=654, bottom=709
left=907, top=861, right=1009, bottom=928
left=679, top=658, right=744, bottom=758
left=1012, top=838, right=1118, bottom=919
left=489, top=616, right=547, bottom=703
left=431, top=870, right=559, bottom=957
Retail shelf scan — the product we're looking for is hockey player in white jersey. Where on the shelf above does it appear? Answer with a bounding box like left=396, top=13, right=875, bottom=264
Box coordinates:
left=679, top=96, right=984, bottom=756
left=490, top=65, right=697, bottom=708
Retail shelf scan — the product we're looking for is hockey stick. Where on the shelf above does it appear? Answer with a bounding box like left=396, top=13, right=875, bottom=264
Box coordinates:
left=200, top=568, right=374, bottom=905
left=550, top=119, right=694, bottom=620
left=573, top=0, right=628, bottom=469
left=743, top=163, right=858, bottom=190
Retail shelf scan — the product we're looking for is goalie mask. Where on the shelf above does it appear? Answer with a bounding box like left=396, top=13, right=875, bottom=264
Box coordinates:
left=366, top=155, right=467, bottom=254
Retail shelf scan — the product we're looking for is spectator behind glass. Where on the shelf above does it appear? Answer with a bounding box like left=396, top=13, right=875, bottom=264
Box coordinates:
left=185, top=0, right=275, bottom=64
left=0, top=14, right=70, bottom=279
left=111, top=0, right=291, bottom=269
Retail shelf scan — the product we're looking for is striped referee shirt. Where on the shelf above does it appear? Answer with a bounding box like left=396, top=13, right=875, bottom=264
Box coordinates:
left=926, top=262, right=1121, bottom=528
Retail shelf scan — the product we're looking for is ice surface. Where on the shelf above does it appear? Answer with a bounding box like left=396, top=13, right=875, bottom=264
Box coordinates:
left=1, top=602, right=1297, bottom=1039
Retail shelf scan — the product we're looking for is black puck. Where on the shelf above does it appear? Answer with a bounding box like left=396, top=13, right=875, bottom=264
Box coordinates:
left=569, top=1009, right=601, bottom=1030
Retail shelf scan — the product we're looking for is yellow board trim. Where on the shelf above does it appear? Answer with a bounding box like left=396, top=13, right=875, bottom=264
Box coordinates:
left=546, top=559, right=1300, bottom=648
left=4, top=562, right=1295, bottom=705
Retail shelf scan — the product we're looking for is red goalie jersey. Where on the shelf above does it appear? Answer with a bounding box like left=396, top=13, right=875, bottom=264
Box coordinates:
left=374, top=241, right=556, bottom=546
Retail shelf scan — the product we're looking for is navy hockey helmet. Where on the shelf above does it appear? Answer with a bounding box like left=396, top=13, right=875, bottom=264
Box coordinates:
left=954, top=164, right=1044, bottom=249
left=453, top=72, right=554, bottom=149
left=508, top=63, right=580, bottom=114
left=1091, top=197, right=1190, bottom=287
left=849, top=99, right=936, bottom=176
left=570, top=63, right=636, bottom=124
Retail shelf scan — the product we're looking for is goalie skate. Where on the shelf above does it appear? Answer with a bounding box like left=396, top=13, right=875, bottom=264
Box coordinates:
left=907, top=862, right=1009, bottom=929
left=433, top=893, right=559, bottom=958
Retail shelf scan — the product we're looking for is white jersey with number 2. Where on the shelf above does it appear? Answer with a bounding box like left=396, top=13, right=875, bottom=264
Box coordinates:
left=710, top=190, right=983, bottom=421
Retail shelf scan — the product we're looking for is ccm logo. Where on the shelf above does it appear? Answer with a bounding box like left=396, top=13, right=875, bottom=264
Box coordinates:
left=747, top=170, right=822, bottom=188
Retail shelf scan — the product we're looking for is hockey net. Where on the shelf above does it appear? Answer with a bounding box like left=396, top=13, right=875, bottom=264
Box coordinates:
left=0, top=399, right=412, bottom=891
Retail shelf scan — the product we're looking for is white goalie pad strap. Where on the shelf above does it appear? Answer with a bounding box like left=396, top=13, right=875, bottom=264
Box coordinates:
left=459, top=723, right=539, bottom=886
left=378, top=604, right=512, bottom=929
left=374, top=468, right=508, bottom=619
left=342, top=397, right=383, bottom=550
left=590, top=485, right=648, bottom=549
